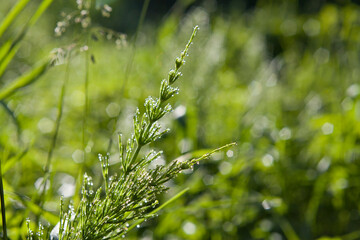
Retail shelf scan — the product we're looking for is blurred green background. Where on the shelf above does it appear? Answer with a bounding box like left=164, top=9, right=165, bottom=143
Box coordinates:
left=1, top=0, right=360, bottom=239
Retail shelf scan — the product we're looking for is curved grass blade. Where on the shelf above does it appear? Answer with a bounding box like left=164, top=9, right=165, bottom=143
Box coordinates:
left=0, top=0, right=53, bottom=79
left=0, top=0, right=31, bottom=38
left=0, top=100, right=22, bottom=144
left=1, top=179, right=59, bottom=226
left=2, top=148, right=28, bottom=174
left=0, top=59, right=49, bottom=101
left=13, top=193, right=59, bottom=226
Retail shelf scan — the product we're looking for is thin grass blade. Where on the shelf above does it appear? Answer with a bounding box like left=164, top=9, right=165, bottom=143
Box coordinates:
left=0, top=41, right=12, bottom=64
left=16, top=194, right=59, bottom=226
left=0, top=44, right=20, bottom=78
left=0, top=59, right=49, bottom=100
left=127, top=188, right=189, bottom=232
left=0, top=100, right=22, bottom=143
left=2, top=149, right=28, bottom=174
left=0, top=0, right=53, bottom=79
left=0, top=154, right=8, bottom=239
left=27, top=0, right=53, bottom=27
left=0, top=0, right=31, bottom=38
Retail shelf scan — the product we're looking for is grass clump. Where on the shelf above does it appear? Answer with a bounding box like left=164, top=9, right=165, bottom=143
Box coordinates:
left=25, top=25, right=233, bottom=239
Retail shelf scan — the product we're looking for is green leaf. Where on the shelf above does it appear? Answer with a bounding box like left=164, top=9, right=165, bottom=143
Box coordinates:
left=0, top=43, right=20, bottom=78
left=0, top=0, right=31, bottom=38
left=28, top=0, right=53, bottom=27
left=0, top=0, right=53, bottom=79
left=0, top=41, right=12, bottom=64
left=18, top=195, right=59, bottom=226
left=2, top=149, right=28, bottom=174
left=0, top=59, right=49, bottom=100
left=3, top=179, right=59, bottom=226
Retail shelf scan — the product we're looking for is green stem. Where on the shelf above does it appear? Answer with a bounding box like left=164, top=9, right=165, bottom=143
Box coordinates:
left=0, top=0, right=30, bottom=38
left=126, top=144, right=141, bottom=174
left=0, top=157, right=7, bottom=240
left=108, top=0, right=151, bottom=153
left=37, top=51, right=72, bottom=212
left=120, top=0, right=151, bottom=96
left=0, top=100, right=22, bottom=145
left=126, top=118, right=155, bottom=173
left=74, top=32, right=91, bottom=207
left=124, top=26, right=195, bottom=172
left=79, top=33, right=91, bottom=183
left=82, top=41, right=90, bottom=163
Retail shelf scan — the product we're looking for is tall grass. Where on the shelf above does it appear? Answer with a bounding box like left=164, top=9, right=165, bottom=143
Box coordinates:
left=2, top=1, right=360, bottom=239
left=25, top=24, right=234, bottom=239
left=0, top=0, right=54, bottom=238
left=0, top=1, right=235, bottom=238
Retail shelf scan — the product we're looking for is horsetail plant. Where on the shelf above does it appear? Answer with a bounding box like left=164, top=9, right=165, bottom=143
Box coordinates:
left=27, top=25, right=234, bottom=239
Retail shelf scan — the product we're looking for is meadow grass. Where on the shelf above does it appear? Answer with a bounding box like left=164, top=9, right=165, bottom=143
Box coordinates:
left=0, top=1, right=235, bottom=238
left=2, top=1, right=360, bottom=240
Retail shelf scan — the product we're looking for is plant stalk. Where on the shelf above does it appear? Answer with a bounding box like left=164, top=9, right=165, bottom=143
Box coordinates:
left=0, top=157, right=7, bottom=240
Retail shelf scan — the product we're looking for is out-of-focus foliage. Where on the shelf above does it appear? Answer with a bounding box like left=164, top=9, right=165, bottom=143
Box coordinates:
left=1, top=0, right=360, bottom=239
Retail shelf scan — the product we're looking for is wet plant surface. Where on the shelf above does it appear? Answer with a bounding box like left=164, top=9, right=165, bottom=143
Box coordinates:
left=1, top=1, right=360, bottom=239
